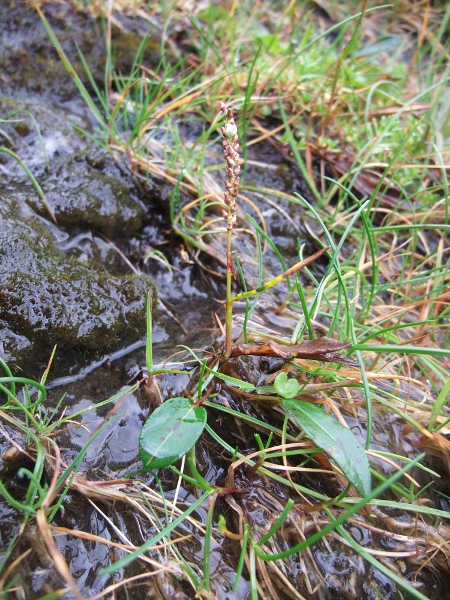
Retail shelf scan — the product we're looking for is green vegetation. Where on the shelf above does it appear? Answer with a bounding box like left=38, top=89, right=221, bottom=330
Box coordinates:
left=1, top=1, right=450, bottom=598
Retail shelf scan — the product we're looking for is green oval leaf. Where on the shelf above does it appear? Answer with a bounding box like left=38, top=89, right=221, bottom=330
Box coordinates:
left=274, top=372, right=301, bottom=398
left=139, top=397, right=207, bottom=469
left=283, top=399, right=371, bottom=496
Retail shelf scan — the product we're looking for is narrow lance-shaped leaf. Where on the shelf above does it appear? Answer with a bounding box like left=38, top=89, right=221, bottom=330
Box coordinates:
left=139, top=397, right=207, bottom=469
left=284, top=399, right=371, bottom=496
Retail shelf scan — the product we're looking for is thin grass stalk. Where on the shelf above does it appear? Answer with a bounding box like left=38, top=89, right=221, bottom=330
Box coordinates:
left=202, top=494, right=216, bottom=592
left=0, top=147, right=56, bottom=223
left=232, top=524, right=251, bottom=592
left=249, top=543, right=258, bottom=600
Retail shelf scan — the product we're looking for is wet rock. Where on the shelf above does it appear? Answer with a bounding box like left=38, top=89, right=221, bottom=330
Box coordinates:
left=0, top=96, right=88, bottom=173
left=0, top=319, right=32, bottom=367
left=0, top=97, right=144, bottom=239
left=35, top=156, right=143, bottom=238
left=0, top=196, right=153, bottom=373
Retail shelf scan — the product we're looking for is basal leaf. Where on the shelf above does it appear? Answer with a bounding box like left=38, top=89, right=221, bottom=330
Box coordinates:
left=139, top=397, right=206, bottom=469
left=283, top=399, right=371, bottom=496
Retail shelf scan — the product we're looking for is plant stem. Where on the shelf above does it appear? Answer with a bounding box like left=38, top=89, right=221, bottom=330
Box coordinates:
left=225, top=230, right=233, bottom=359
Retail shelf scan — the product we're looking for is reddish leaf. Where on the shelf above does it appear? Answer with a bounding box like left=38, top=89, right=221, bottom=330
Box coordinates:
left=230, top=338, right=357, bottom=366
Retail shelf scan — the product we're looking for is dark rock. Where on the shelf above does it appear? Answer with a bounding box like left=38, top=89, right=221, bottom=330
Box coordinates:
left=0, top=97, right=144, bottom=240
left=35, top=158, right=144, bottom=238
left=0, top=196, right=153, bottom=372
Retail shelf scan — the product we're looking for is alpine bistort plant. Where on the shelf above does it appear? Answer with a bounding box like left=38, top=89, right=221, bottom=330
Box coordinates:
left=219, top=101, right=240, bottom=359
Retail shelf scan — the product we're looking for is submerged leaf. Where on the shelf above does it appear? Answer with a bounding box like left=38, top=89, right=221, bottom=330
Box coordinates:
left=139, top=397, right=206, bottom=469
left=283, top=399, right=371, bottom=496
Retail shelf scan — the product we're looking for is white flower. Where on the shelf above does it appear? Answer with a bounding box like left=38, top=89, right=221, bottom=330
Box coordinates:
left=223, top=123, right=237, bottom=139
